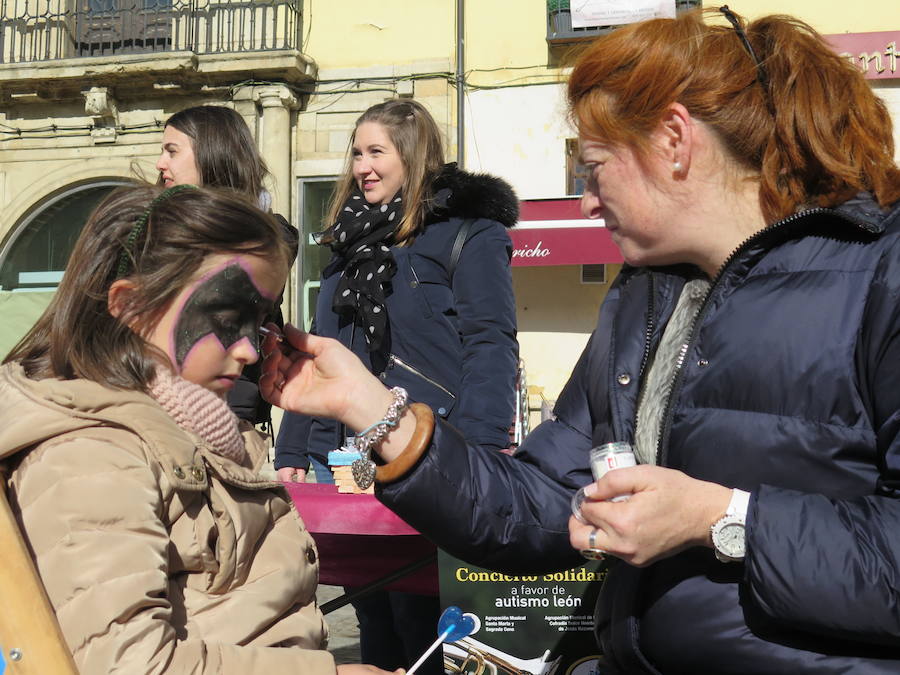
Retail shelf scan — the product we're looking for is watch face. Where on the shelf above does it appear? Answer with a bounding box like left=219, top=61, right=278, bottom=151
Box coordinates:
left=712, top=517, right=746, bottom=560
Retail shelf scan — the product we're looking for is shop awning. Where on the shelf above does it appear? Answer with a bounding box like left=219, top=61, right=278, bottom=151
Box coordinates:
left=510, top=197, right=623, bottom=267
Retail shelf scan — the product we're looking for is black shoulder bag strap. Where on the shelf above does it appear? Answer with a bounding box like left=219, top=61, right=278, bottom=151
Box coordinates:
left=449, top=219, right=476, bottom=280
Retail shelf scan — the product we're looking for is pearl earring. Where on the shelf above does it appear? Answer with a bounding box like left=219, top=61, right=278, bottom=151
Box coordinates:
left=673, top=161, right=683, bottom=172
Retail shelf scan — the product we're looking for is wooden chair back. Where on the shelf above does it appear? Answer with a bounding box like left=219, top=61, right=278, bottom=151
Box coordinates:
left=0, top=476, right=79, bottom=674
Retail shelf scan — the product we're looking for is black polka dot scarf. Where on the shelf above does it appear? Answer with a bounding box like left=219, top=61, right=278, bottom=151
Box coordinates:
left=314, top=186, right=404, bottom=351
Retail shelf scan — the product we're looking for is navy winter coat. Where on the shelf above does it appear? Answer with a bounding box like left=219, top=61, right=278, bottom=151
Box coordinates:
left=276, top=168, right=520, bottom=469
left=377, top=194, right=900, bottom=673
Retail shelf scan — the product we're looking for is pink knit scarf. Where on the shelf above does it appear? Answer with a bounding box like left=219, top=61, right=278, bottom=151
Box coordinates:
left=148, top=367, right=246, bottom=462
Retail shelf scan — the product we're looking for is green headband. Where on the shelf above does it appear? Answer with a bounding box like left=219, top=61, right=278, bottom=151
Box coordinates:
left=116, top=184, right=198, bottom=279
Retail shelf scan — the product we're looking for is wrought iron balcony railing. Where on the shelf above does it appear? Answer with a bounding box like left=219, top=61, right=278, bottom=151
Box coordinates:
left=0, top=0, right=301, bottom=64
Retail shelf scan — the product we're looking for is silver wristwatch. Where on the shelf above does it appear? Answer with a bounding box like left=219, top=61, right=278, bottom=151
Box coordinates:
left=710, top=489, right=750, bottom=563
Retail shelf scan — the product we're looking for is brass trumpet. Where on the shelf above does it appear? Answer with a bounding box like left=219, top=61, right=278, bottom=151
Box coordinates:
left=443, top=636, right=560, bottom=675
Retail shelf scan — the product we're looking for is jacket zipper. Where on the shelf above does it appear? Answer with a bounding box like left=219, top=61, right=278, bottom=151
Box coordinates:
left=653, top=207, right=842, bottom=466
left=410, top=264, right=422, bottom=286
left=639, top=274, right=656, bottom=384
left=389, top=354, right=456, bottom=399
left=628, top=275, right=657, bottom=436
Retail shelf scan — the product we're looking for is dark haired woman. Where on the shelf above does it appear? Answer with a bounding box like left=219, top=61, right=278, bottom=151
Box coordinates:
left=158, top=104, right=268, bottom=199
left=262, top=8, right=900, bottom=673
left=274, top=98, right=520, bottom=674
left=157, top=104, right=299, bottom=430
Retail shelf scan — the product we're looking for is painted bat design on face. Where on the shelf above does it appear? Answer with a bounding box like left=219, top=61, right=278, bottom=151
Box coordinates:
left=172, top=262, right=275, bottom=368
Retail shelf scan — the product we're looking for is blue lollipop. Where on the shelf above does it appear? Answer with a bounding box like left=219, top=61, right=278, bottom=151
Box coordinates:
left=437, top=605, right=480, bottom=642
left=407, top=605, right=481, bottom=674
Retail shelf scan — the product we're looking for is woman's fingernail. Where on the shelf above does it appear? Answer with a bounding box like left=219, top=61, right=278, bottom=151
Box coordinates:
left=583, top=483, right=597, bottom=497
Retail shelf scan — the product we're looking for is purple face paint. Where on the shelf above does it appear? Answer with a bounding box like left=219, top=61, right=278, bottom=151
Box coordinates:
left=171, top=261, right=276, bottom=369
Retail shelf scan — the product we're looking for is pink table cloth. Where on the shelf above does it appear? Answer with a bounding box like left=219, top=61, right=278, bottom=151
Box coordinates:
left=286, top=483, right=439, bottom=595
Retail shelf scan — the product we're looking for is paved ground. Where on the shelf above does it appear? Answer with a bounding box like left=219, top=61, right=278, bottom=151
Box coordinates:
left=318, top=584, right=362, bottom=664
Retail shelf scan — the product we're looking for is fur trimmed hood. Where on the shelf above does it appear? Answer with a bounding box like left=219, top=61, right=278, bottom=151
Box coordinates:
left=426, top=163, right=519, bottom=228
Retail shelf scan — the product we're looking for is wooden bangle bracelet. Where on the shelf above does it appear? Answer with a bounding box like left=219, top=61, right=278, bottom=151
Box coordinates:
left=375, top=402, right=435, bottom=484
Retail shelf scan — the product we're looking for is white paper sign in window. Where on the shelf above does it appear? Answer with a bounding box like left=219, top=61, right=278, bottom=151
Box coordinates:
left=571, top=0, right=676, bottom=28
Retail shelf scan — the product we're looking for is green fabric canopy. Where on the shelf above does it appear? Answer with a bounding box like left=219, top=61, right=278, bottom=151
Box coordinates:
left=0, top=291, right=55, bottom=361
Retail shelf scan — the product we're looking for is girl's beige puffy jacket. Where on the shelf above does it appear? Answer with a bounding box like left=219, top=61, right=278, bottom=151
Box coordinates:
left=0, top=362, right=335, bottom=674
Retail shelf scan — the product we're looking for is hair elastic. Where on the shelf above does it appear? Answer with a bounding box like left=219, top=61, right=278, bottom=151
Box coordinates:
left=718, top=6, right=774, bottom=115
left=116, top=184, right=198, bottom=278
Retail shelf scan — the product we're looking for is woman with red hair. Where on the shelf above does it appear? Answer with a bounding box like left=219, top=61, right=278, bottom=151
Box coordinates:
left=262, top=8, right=900, bottom=673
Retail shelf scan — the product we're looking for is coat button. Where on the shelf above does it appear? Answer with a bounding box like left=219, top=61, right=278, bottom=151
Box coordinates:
left=379, top=372, right=387, bottom=380
left=173, top=466, right=185, bottom=479
left=617, top=373, right=631, bottom=385
left=191, top=466, right=205, bottom=481
left=410, top=280, right=418, bottom=288
left=307, top=547, right=317, bottom=564
left=697, top=359, right=709, bottom=368
left=437, top=407, right=447, bottom=416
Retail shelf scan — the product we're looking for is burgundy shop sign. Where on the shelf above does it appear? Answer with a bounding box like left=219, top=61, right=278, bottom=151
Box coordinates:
left=825, top=32, right=899, bottom=80
left=510, top=197, right=623, bottom=267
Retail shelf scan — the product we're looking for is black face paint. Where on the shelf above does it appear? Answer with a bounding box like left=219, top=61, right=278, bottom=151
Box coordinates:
left=172, top=262, right=275, bottom=368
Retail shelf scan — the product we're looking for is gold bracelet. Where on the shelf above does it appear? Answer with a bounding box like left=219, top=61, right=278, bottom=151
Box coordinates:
left=375, top=403, right=436, bottom=484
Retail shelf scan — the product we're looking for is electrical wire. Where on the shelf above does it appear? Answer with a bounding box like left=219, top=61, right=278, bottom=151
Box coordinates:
left=0, top=68, right=564, bottom=140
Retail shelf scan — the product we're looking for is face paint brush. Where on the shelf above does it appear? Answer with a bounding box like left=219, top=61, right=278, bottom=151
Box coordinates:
left=258, top=325, right=316, bottom=359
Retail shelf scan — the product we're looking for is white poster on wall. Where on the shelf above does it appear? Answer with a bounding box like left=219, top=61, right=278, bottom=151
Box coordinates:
left=571, top=0, right=676, bottom=28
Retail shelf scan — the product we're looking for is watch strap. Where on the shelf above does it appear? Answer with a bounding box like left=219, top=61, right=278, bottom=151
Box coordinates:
left=725, top=488, right=751, bottom=520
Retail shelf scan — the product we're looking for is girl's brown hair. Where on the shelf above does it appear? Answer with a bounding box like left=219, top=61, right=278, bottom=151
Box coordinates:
left=5, top=184, right=290, bottom=390
left=163, top=105, right=269, bottom=200
left=567, top=9, right=900, bottom=222
left=327, top=99, right=445, bottom=244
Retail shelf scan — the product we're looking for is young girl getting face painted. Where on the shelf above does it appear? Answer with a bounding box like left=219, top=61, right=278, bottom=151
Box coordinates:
left=147, top=254, right=283, bottom=398
left=2, top=184, right=401, bottom=675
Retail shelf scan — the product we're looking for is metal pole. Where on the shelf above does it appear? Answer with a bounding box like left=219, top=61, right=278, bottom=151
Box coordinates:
left=320, top=553, right=438, bottom=615
left=455, top=0, right=464, bottom=168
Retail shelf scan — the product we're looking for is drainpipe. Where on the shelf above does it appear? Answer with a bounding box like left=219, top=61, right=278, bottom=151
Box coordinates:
left=456, top=0, right=465, bottom=168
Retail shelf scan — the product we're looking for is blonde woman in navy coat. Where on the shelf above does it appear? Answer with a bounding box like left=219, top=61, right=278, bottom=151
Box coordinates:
left=275, top=99, right=519, bottom=675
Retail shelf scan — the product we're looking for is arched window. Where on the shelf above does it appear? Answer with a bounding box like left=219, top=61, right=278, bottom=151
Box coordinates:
left=0, top=181, right=127, bottom=357
left=0, top=181, right=126, bottom=291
